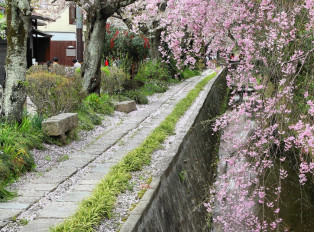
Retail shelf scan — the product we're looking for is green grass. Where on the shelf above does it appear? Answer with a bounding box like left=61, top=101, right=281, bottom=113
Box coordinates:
left=51, top=72, right=217, bottom=232
left=0, top=116, right=43, bottom=202
left=181, top=68, right=201, bottom=79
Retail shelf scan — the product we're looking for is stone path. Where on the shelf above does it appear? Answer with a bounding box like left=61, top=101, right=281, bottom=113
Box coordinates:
left=0, top=69, right=214, bottom=232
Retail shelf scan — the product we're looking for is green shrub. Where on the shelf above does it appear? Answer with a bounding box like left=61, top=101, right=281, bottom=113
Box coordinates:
left=0, top=116, right=42, bottom=201
left=77, top=94, right=114, bottom=131
left=124, top=90, right=148, bottom=104
left=101, top=66, right=129, bottom=95
left=135, top=59, right=171, bottom=82
left=26, top=72, right=84, bottom=117
left=84, top=93, right=114, bottom=115
left=141, top=81, right=168, bottom=96
left=180, top=68, right=201, bottom=79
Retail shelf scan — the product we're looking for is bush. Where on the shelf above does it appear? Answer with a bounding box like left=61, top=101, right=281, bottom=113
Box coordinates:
left=84, top=93, right=114, bottom=115
left=124, top=90, right=148, bottom=104
left=77, top=94, right=114, bottom=131
left=0, top=116, right=43, bottom=201
left=26, top=72, right=84, bottom=117
left=135, top=59, right=171, bottom=82
left=141, top=80, right=168, bottom=96
left=180, top=68, right=201, bottom=79
left=101, top=66, right=129, bottom=95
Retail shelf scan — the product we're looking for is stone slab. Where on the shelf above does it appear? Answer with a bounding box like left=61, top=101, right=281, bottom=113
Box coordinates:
left=83, top=172, right=106, bottom=181
left=0, top=208, right=22, bottom=220
left=0, top=202, right=29, bottom=210
left=21, top=218, right=63, bottom=232
left=115, top=100, right=136, bottom=113
left=37, top=201, right=78, bottom=219
left=91, top=164, right=112, bottom=174
left=10, top=196, right=38, bottom=204
left=56, top=191, right=90, bottom=202
left=71, top=184, right=96, bottom=192
left=19, top=190, right=47, bottom=198
left=42, top=113, right=78, bottom=136
left=19, top=183, right=56, bottom=192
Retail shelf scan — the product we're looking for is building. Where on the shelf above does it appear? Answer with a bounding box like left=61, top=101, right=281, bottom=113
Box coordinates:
left=38, top=3, right=85, bottom=66
left=0, top=6, right=53, bottom=86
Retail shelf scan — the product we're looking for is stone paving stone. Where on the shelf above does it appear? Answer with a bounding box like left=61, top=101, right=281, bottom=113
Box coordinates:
left=19, top=183, right=56, bottom=192
left=71, top=184, right=96, bottom=192
left=0, top=202, right=29, bottom=210
left=32, top=175, right=66, bottom=184
left=37, top=201, right=79, bottom=219
left=0, top=208, right=22, bottom=220
left=21, top=218, right=63, bottom=232
left=10, top=196, right=38, bottom=204
left=91, top=163, right=112, bottom=174
left=44, top=167, right=77, bottom=178
left=81, top=172, right=106, bottom=182
left=19, top=190, right=47, bottom=198
left=56, top=191, right=90, bottom=202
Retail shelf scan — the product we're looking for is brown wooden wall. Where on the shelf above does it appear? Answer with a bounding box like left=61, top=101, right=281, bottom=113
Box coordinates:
left=50, top=41, right=77, bottom=67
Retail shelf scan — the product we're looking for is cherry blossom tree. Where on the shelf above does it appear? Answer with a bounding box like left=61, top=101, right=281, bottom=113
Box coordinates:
left=146, top=0, right=313, bottom=230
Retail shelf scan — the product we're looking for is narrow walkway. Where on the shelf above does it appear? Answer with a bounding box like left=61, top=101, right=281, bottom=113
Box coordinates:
left=0, top=69, right=214, bottom=232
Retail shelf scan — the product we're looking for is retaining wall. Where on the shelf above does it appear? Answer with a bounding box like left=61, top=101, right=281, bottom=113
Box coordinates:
left=121, top=69, right=228, bottom=232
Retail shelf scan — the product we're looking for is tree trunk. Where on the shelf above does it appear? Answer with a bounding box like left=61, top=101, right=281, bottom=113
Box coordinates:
left=150, top=28, right=162, bottom=59
left=82, top=16, right=107, bottom=94
left=2, top=0, right=30, bottom=122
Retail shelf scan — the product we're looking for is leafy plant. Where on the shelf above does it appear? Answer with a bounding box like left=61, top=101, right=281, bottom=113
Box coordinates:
left=100, top=66, right=129, bottom=95
left=26, top=71, right=84, bottom=117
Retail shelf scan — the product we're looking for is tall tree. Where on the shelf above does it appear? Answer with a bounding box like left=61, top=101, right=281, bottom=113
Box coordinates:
left=77, top=0, right=137, bottom=94
left=2, top=0, right=31, bottom=122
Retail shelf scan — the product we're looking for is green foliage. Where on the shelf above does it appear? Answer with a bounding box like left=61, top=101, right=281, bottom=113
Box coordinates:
left=84, top=93, right=114, bottom=115
left=135, top=60, right=171, bottom=82
left=0, top=116, right=43, bottom=201
left=26, top=71, right=84, bottom=117
left=77, top=94, right=114, bottom=131
left=103, top=26, right=149, bottom=62
left=123, top=90, right=148, bottom=104
left=0, top=10, right=6, bottom=39
left=100, top=66, right=129, bottom=95
left=180, top=68, right=201, bottom=79
left=140, top=81, right=168, bottom=96
left=51, top=72, right=217, bottom=231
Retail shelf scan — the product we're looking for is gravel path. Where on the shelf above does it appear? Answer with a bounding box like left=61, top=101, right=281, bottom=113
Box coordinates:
left=0, top=69, right=214, bottom=232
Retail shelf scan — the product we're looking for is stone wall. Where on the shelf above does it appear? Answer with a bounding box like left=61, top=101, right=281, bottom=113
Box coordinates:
left=121, top=69, right=228, bottom=232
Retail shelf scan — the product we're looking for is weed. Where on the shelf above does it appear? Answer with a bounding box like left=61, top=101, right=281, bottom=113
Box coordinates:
left=58, top=155, right=69, bottom=162
left=178, top=170, right=187, bottom=182
left=45, top=156, right=52, bottom=161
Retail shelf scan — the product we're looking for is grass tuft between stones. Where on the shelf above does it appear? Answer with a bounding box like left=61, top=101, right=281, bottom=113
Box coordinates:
left=51, top=72, right=217, bottom=232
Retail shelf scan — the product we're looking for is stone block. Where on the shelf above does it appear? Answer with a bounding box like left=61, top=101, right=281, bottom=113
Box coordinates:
left=115, top=101, right=136, bottom=113
left=42, top=113, right=78, bottom=144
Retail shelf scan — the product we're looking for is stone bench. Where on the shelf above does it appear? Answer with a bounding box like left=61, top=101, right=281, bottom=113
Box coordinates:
left=114, top=100, right=136, bottom=113
left=42, top=113, right=78, bottom=144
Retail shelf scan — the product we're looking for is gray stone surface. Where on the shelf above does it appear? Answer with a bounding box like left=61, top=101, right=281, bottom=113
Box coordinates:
left=37, top=202, right=79, bottom=218
left=0, top=209, right=22, bottom=220
left=42, top=113, right=78, bottom=143
left=115, top=100, right=137, bottom=113
left=21, top=219, right=63, bottom=232
left=120, top=69, right=228, bottom=232
left=56, top=191, right=90, bottom=202
left=0, top=202, right=29, bottom=210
